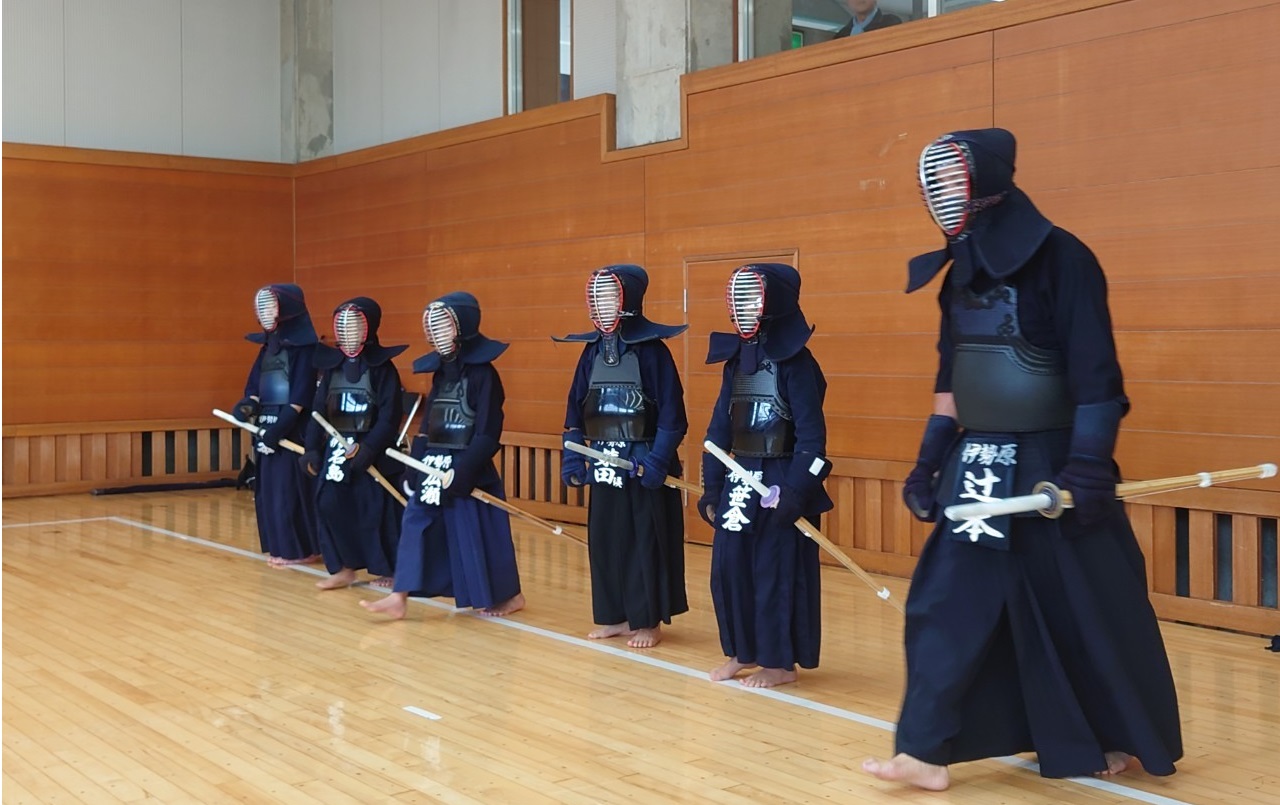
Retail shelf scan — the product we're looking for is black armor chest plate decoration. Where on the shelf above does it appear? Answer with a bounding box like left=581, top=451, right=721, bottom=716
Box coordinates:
left=582, top=349, right=656, bottom=442
left=426, top=376, right=475, bottom=449
left=258, top=349, right=292, bottom=406
left=729, top=359, right=795, bottom=458
left=326, top=370, right=376, bottom=433
left=950, top=284, right=1073, bottom=432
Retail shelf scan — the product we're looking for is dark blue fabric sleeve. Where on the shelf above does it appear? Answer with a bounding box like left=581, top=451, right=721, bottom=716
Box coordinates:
left=933, top=280, right=954, bottom=394
left=562, top=343, right=595, bottom=432
left=243, top=349, right=264, bottom=398
left=359, top=362, right=404, bottom=455
left=1046, top=232, right=1126, bottom=407
left=780, top=350, right=831, bottom=500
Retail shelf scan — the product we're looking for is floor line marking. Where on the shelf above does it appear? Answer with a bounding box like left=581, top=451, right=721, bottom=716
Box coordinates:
left=58, top=514, right=1195, bottom=805
left=403, top=706, right=442, bottom=721
left=2, top=516, right=114, bottom=529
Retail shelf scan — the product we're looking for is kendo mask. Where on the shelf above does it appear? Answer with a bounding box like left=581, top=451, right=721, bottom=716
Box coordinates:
left=412, top=292, right=505, bottom=375
left=586, top=265, right=648, bottom=335
left=255, top=287, right=281, bottom=332
left=254, top=283, right=308, bottom=331
left=726, top=266, right=766, bottom=340
left=717, top=263, right=811, bottom=372
left=918, top=129, right=1015, bottom=240
left=423, top=302, right=460, bottom=359
left=333, top=302, right=371, bottom=358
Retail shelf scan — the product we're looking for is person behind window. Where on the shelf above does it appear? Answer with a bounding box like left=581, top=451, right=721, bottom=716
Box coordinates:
left=833, top=0, right=903, bottom=37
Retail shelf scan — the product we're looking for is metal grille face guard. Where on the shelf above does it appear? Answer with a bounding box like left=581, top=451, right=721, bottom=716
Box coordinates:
left=255, top=287, right=280, bottom=332
left=333, top=304, right=369, bottom=358
left=726, top=268, right=766, bottom=338
left=586, top=270, right=625, bottom=334
left=423, top=302, right=460, bottom=357
left=919, top=140, right=973, bottom=238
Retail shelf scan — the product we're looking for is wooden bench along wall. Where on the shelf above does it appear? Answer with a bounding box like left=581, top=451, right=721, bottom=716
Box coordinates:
left=4, top=0, right=1278, bottom=635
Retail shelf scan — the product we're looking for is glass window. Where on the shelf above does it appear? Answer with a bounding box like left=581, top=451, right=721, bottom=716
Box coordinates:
left=508, top=0, right=572, bottom=113
left=750, top=0, right=1008, bottom=58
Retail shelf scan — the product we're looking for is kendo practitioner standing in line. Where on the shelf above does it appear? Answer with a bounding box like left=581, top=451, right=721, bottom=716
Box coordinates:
left=362, top=292, right=524, bottom=619
left=233, top=283, right=321, bottom=567
left=301, top=297, right=406, bottom=590
left=863, top=129, right=1182, bottom=790
left=698, top=263, right=833, bottom=689
left=558, top=264, right=689, bottom=649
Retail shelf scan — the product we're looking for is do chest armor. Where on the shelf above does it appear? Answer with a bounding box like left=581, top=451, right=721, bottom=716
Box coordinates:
left=426, top=376, right=475, bottom=449
left=729, top=359, right=795, bottom=458
left=257, top=349, right=292, bottom=407
left=582, top=348, right=656, bottom=442
left=326, top=370, right=376, bottom=433
left=950, top=284, right=1073, bottom=432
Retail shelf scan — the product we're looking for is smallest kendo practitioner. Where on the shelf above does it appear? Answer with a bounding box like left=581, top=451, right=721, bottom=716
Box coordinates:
left=558, top=264, right=689, bottom=649
left=301, top=297, right=406, bottom=590
left=863, top=128, right=1181, bottom=790
left=362, top=292, right=524, bottom=619
left=233, top=283, right=320, bottom=567
left=699, top=263, right=832, bottom=689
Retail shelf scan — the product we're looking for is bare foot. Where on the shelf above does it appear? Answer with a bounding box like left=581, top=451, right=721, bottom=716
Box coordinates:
left=316, top=568, right=357, bottom=590
left=861, top=754, right=950, bottom=791
left=588, top=622, right=636, bottom=640
left=1098, top=752, right=1134, bottom=776
left=742, top=667, right=797, bottom=688
left=267, top=555, right=285, bottom=568
left=360, top=592, right=408, bottom=619
left=479, top=593, right=526, bottom=617
left=627, top=625, right=662, bottom=649
left=371, top=576, right=394, bottom=589
left=279, top=554, right=322, bottom=566
left=710, top=657, right=758, bottom=682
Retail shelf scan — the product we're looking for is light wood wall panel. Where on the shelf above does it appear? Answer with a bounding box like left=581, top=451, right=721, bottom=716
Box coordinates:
left=2, top=145, right=294, bottom=426
left=295, top=101, right=647, bottom=436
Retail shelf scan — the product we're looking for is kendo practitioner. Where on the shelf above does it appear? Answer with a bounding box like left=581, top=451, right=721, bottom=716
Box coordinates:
left=300, top=297, right=406, bottom=591
left=232, top=284, right=320, bottom=567
left=863, top=128, right=1182, bottom=790
left=361, top=292, right=524, bottom=619
left=697, top=263, right=832, bottom=689
left=558, top=264, right=689, bottom=649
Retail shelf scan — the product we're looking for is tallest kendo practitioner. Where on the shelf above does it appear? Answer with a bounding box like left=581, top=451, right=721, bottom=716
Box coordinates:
left=863, top=128, right=1182, bottom=790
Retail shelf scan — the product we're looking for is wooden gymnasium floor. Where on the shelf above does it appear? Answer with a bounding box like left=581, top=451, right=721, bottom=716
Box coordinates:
left=3, top=489, right=1278, bottom=805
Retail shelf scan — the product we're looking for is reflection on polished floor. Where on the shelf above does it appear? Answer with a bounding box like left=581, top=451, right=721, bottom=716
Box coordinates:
left=3, top=489, right=1278, bottom=804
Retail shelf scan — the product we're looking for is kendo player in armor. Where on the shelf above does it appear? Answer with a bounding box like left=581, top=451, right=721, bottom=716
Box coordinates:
left=862, top=129, right=1182, bottom=790
left=361, top=292, right=525, bottom=619
left=558, top=264, right=689, bottom=649
left=233, top=283, right=320, bottom=567
left=697, top=263, right=832, bottom=689
left=300, top=297, right=407, bottom=591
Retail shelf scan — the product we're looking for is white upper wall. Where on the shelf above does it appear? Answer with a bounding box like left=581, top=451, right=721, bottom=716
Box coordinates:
left=3, top=0, right=506, bottom=161
left=333, top=0, right=503, bottom=154
left=3, top=0, right=283, bottom=161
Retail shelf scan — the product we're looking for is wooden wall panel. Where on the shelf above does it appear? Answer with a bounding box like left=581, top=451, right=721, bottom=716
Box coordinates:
left=295, top=102, right=647, bottom=437
left=2, top=146, right=294, bottom=426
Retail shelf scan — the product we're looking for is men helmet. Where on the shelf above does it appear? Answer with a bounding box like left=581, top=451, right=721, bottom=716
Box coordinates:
left=586, top=268, right=626, bottom=334
left=726, top=266, right=767, bottom=339
left=254, top=286, right=281, bottom=332
left=333, top=303, right=369, bottom=358
left=423, top=300, right=461, bottom=358
left=918, top=137, right=975, bottom=238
